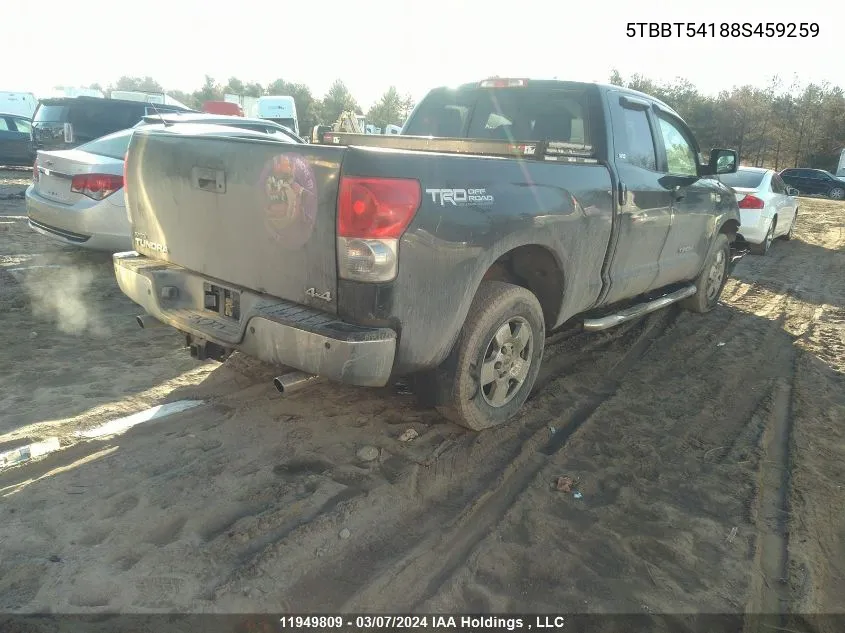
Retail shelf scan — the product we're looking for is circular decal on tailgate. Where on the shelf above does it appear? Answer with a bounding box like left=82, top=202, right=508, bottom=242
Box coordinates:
left=258, top=153, right=318, bottom=249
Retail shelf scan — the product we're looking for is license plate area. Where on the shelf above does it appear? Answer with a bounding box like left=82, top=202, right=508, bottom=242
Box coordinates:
left=203, top=283, right=240, bottom=320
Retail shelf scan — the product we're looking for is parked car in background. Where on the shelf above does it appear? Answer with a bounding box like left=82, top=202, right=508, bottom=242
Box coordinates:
left=0, top=92, right=38, bottom=118
left=719, top=167, right=798, bottom=255
left=135, top=111, right=305, bottom=143
left=779, top=167, right=845, bottom=200
left=30, top=96, right=193, bottom=152
left=0, top=113, right=35, bottom=167
left=26, top=122, right=297, bottom=251
left=202, top=101, right=244, bottom=116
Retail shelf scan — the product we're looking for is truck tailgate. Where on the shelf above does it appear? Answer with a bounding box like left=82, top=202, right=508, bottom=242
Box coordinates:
left=125, top=131, right=342, bottom=313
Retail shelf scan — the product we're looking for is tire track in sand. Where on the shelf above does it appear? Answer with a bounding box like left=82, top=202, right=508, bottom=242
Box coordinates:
left=279, top=308, right=677, bottom=612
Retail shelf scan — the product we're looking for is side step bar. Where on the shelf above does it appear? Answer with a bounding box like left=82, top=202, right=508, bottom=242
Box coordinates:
left=582, top=285, right=696, bottom=332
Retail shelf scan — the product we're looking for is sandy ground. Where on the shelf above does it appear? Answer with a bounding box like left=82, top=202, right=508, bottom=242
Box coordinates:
left=0, top=167, right=843, bottom=627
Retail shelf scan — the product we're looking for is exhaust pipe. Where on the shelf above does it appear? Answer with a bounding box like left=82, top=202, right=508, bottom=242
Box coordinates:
left=136, top=314, right=165, bottom=329
left=273, top=371, right=323, bottom=396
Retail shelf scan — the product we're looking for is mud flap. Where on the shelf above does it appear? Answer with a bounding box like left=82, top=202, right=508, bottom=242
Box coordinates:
left=728, top=241, right=750, bottom=274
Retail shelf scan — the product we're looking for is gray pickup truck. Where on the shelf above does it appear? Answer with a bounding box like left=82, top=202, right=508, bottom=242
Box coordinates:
left=114, top=78, right=744, bottom=431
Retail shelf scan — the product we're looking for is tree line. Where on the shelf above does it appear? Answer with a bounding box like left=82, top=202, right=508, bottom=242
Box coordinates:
left=609, top=70, right=845, bottom=172
left=76, top=72, right=845, bottom=171
left=76, top=75, right=415, bottom=138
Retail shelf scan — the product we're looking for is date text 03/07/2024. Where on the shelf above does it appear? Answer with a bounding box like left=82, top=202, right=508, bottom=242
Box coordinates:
left=277, top=615, right=568, bottom=630
left=626, top=22, right=820, bottom=38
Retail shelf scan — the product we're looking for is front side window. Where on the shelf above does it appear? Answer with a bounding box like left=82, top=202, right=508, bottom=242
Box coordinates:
left=657, top=115, right=697, bottom=176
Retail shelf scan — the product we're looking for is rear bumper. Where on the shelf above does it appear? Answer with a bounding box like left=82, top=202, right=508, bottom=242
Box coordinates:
left=113, top=252, right=397, bottom=387
left=737, top=209, right=772, bottom=244
left=26, top=185, right=132, bottom=252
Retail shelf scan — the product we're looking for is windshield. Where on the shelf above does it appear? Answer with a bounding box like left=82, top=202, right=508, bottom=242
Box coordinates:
left=76, top=128, right=134, bottom=159
left=718, top=170, right=766, bottom=189
left=402, top=86, right=590, bottom=144
left=267, top=117, right=297, bottom=132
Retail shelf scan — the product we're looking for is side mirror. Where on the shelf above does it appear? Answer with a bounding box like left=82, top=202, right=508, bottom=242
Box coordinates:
left=706, top=149, right=738, bottom=175
left=787, top=187, right=799, bottom=196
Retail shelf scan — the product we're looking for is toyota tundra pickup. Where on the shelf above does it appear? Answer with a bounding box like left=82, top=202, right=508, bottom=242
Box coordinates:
left=114, top=78, right=744, bottom=431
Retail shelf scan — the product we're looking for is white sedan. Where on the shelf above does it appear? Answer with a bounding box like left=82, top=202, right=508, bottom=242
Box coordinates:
left=719, top=166, right=798, bottom=255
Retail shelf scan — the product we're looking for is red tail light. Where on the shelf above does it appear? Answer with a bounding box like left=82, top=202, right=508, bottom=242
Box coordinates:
left=338, top=177, right=421, bottom=239
left=737, top=194, right=764, bottom=209
left=71, top=173, right=123, bottom=201
left=32, top=159, right=39, bottom=183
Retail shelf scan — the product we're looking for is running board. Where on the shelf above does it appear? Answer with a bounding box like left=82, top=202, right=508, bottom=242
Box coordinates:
left=582, top=285, right=697, bottom=332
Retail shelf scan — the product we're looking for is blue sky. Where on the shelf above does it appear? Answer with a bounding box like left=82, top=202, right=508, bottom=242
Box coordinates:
left=6, top=0, right=834, bottom=108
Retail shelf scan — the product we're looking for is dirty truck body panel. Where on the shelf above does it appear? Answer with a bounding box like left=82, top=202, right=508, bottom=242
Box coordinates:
left=115, top=79, right=740, bottom=389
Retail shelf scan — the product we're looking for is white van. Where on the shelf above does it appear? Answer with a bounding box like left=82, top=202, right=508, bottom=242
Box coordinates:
left=0, top=92, right=38, bottom=118
left=257, top=96, right=299, bottom=135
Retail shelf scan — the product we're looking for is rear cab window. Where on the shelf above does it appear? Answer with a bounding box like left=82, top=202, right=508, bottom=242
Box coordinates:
left=402, top=83, right=593, bottom=147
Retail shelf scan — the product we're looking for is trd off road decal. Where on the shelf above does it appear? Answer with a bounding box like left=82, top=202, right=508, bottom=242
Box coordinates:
left=258, top=153, right=318, bottom=249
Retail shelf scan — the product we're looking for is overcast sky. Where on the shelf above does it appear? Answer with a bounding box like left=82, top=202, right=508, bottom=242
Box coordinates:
left=5, top=0, right=834, bottom=109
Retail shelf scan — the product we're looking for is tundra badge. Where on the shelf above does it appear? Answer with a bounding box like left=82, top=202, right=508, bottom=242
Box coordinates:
left=133, top=232, right=169, bottom=254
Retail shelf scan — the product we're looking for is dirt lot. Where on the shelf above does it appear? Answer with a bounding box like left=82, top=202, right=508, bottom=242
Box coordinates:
left=1, top=167, right=843, bottom=626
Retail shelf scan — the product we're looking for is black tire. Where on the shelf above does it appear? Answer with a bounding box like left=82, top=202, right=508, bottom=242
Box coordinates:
left=426, top=281, right=545, bottom=431
left=784, top=210, right=797, bottom=240
left=829, top=187, right=845, bottom=200
left=681, top=233, right=731, bottom=314
left=750, top=221, right=775, bottom=255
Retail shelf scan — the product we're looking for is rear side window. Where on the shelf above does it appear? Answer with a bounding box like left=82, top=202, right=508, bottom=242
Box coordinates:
left=619, top=108, right=656, bottom=170
left=403, top=86, right=591, bottom=144
left=76, top=128, right=135, bottom=159
left=68, top=102, right=144, bottom=140
left=0, top=118, right=9, bottom=131
left=12, top=118, right=32, bottom=134
left=33, top=104, right=68, bottom=122
left=718, top=170, right=766, bottom=189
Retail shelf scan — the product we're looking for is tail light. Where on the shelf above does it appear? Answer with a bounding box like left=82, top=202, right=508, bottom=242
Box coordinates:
left=737, top=194, right=764, bottom=209
left=63, top=122, right=74, bottom=144
left=32, top=159, right=39, bottom=183
left=337, top=176, right=421, bottom=282
left=71, top=173, right=123, bottom=201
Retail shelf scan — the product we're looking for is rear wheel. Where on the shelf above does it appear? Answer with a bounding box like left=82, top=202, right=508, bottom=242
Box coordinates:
left=682, top=233, right=730, bottom=314
left=422, top=281, right=545, bottom=431
left=751, top=221, right=775, bottom=255
left=829, top=187, right=845, bottom=200
left=784, top=210, right=798, bottom=240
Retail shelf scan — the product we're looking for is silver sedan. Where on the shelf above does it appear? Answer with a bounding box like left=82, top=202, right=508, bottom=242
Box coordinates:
left=26, top=122, right=296, bottom=251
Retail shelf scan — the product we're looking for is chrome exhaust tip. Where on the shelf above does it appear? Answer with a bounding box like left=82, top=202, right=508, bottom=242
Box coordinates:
left=273, top=371, right=322, bottom=396
left=136, top=314, right=164, bottom=329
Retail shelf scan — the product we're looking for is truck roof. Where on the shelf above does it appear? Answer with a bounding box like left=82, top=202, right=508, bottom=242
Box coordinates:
left=438, top=79, right=683, bottom=122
